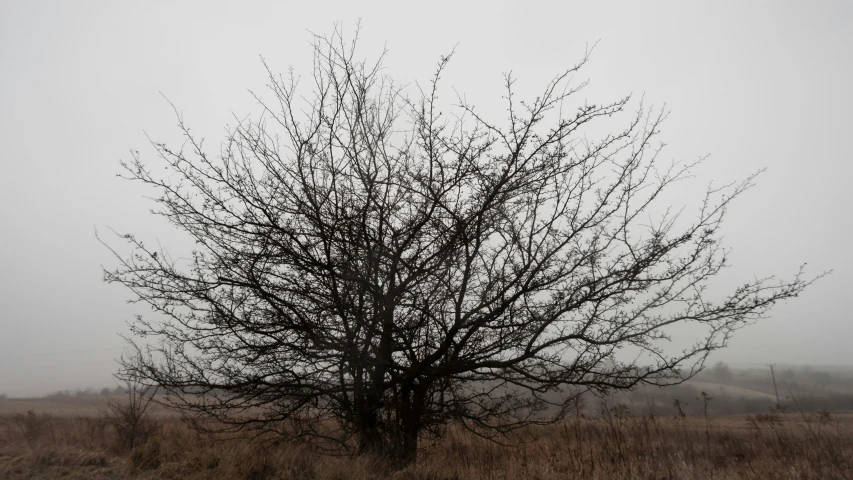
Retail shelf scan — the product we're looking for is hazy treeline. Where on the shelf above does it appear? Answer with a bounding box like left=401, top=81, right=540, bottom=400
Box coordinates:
left=703, top=362, right=853, bottom=393
left=601, top=363, right=853, bottom=417
left=42, top=386, right=128, bottom=399
left=0, top=386, right=128, bottom=401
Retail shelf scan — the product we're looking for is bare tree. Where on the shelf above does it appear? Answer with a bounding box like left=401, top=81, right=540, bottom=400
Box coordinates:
left=106, top=378, right=157, bottom=452
left=102, top=27, right=821, bottom=465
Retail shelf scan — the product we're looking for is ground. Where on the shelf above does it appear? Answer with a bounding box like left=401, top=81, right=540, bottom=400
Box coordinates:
left=1, top=392, right=852, bottom=479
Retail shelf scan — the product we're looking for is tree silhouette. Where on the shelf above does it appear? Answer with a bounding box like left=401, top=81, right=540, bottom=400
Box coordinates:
left=102, top=27, right=819, bottom=465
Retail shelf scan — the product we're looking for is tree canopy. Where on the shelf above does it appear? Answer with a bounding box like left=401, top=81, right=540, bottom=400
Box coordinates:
left=102, top=28, right=818, bottom=464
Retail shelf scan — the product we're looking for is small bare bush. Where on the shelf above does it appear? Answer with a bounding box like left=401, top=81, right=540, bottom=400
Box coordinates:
left=105, top=379, right=157, bottom=452
left=13, top=410, right=49, bottom=444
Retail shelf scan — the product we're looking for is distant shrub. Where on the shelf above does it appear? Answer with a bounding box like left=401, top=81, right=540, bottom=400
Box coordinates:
left=750, top=412, right=783, bottom=424
left=75, top=388, right=98, bottom=397
left=106, top=379, right=158, bottom=452
left=709, top=362, right=734, bottom=383
left=14, top=409, right=50, bottom=443
left=46, top=390, right=73, bottom=399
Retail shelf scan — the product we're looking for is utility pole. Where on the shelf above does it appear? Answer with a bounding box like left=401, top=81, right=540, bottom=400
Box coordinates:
left=767, top=364, right=780, bottom=406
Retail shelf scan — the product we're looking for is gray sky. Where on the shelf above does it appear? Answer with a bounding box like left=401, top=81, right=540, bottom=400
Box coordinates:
left=1, top=0, right=850, bottom=397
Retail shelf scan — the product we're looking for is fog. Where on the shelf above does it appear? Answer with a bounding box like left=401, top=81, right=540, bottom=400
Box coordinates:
left=1, top=0, right=850, bottom=397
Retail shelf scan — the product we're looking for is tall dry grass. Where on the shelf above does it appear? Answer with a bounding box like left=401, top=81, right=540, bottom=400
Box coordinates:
left=0, top=403, right=851, bottom=479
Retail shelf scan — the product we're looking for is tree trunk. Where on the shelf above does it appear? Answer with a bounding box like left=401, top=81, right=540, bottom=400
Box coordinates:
left=395, top=415, right=419, bottom=466
left=388, top=384, right=424, bottom=466
left=355, top=383, right=424, bottom=467
left=357, top=395, right=384, bottom=455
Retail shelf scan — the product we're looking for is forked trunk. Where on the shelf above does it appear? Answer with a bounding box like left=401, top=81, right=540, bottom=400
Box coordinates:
left=355, top=389, right=423, bottom=467
left=357, top=396, right=383, bottom=455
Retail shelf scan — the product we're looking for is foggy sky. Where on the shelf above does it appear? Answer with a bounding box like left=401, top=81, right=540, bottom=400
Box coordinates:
left=1, top=0, right=850, bottom=397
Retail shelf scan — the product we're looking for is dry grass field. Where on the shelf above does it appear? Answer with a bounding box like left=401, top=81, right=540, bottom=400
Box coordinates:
left=1, top=394, right=851, bottom=480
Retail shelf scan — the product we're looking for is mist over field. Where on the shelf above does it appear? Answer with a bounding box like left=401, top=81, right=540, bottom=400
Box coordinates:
left=4, top=362, right=853, bottom=415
